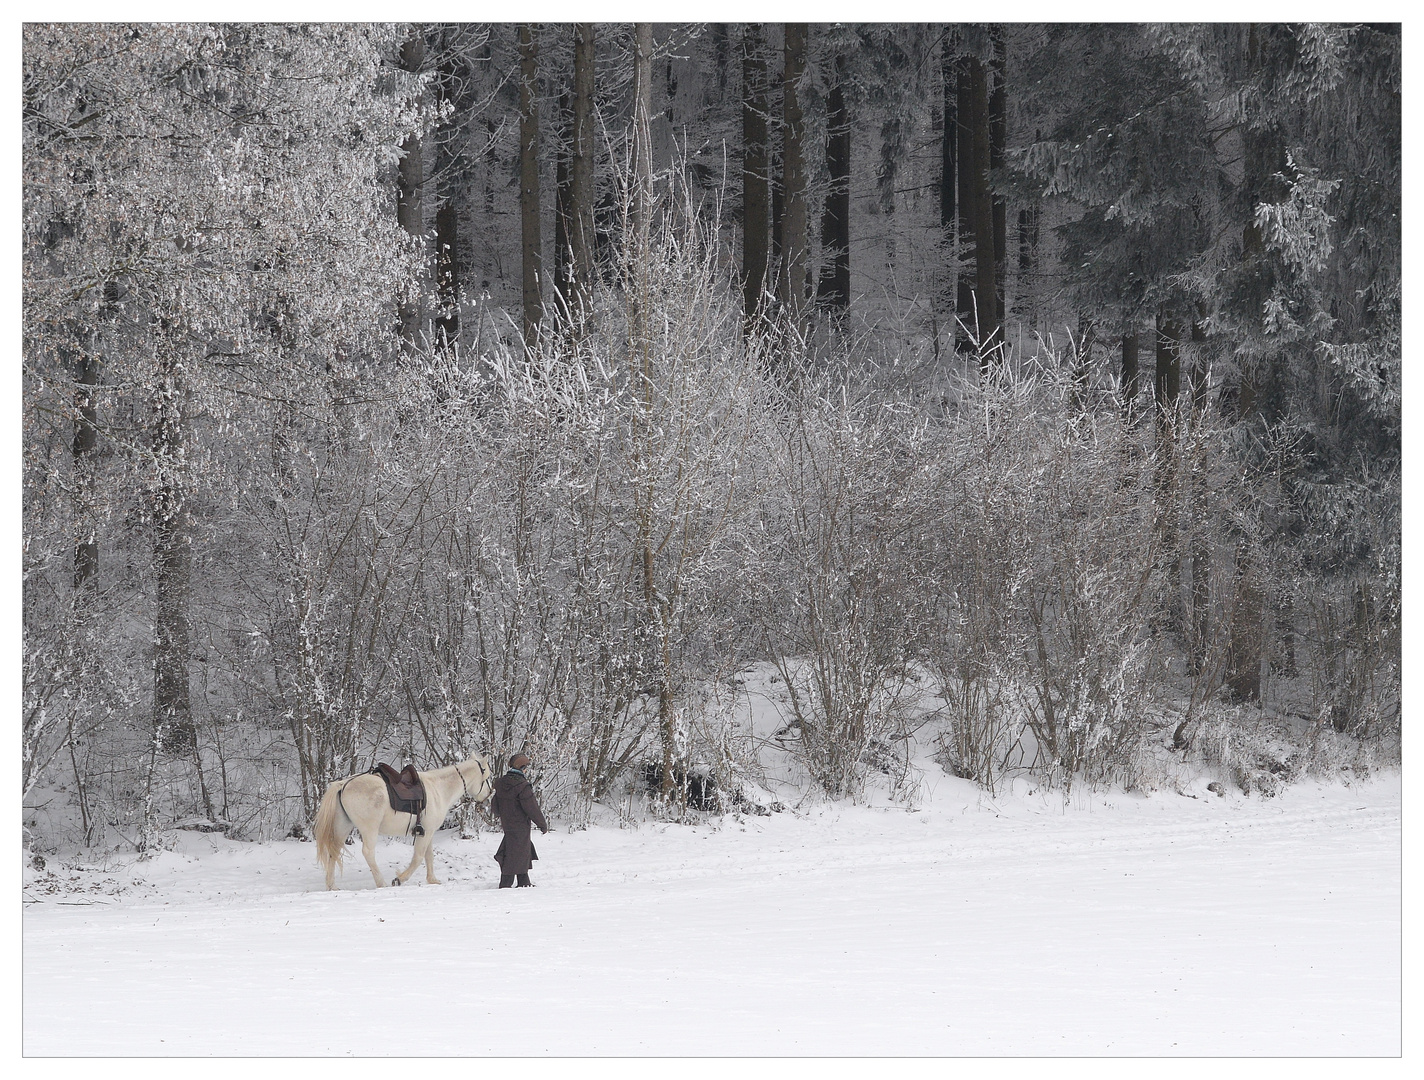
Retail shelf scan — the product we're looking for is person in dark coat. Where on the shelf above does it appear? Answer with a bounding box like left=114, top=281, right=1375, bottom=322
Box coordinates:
left=492, top=753, right=549, bottom=888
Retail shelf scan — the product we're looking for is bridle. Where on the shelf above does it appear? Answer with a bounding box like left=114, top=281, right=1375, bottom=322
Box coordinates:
left=453, top=758, right=490, bottom=802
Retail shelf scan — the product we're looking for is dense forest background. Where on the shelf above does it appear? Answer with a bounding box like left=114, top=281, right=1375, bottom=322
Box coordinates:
left=22, top=22, right=1400, bottom=849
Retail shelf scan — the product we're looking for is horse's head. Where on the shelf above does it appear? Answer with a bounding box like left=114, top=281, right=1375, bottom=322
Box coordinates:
left=473, top=754, right=495, bottom=802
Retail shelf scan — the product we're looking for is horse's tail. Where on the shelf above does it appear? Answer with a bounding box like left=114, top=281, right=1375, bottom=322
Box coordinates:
left=314, top=780, right=351, bottom=883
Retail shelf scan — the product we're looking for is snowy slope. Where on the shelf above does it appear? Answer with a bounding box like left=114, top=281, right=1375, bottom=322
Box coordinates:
left=23, top=770, right=1399, bottom=1056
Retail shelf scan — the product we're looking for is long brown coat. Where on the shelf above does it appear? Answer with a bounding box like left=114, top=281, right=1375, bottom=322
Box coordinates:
left=492, top=771, right=548, bottom=876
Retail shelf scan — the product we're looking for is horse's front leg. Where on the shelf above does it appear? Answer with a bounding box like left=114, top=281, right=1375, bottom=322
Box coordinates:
left=423, top=833, right=442, bottom=884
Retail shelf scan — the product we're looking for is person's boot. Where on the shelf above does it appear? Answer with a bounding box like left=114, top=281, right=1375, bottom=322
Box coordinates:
left=498, top=874, right=515, bottom=889
left=516, top=873, right=533, bottom=887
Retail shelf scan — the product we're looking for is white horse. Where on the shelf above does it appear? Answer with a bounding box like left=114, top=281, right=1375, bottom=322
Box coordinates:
left=313, top=756, right=494, bottom=890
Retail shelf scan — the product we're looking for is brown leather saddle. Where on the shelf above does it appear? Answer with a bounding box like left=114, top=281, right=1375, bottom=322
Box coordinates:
left=370, top=763, right=427, bottom=830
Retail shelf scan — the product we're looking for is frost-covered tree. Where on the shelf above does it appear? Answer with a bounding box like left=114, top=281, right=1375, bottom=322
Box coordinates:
left=24, top=23, right=420, bottom=799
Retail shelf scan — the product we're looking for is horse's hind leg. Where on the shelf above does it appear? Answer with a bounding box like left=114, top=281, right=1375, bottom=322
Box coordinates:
left=358, top=829, right=387, bottom=888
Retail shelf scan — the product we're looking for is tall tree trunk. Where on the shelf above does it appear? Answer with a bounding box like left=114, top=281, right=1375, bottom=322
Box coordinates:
left=552, top=89, right=571, bottom=318
left=1238, top=66, right=1267, bottom=424
left=569, top=23, right=597, bottom=326
left=938, top=30, right=961, bottom=359
left=954, top=52, right=976, bottom=350
left=663, top=50, right=677, bottom=127
left=1120, top=330, right=1139, bottom=404
left=1154, top=313, right=1181, bottom=453
left=1274, top=592, right=1298, bottom=679
left=1237, top=25, right=1288, bottom=421
left=777, top=23, right=808, bottom=324
left=741, top=24, right=771, bottom=324
left=1224, top=544, right=1264, bottom=702
left=1225, top=24, right=1287, bottom=698
left=631, top=24, right=653, bottom=266
left=629, top=22, right=671, bottom=803
left=483, top=112, right=497, bottom=220
left=434, top=203, right=459, bottom=345
left=630, top=21, right=654, bottom=370
left=940, top=30, right=957, bottom=235
left=629, top=21, right=654, bottom=372
left=990, top=27, right=1008, bottom=331
left=397, top=32, right=426, bottom=351
left=1188, top=319, right=1211, bottom=675
left=1017, top=203, right=1039, bottom=327
left=73, top=308, right=105, bottom=590
left=153, top=340, right=193, bottom=753
left=711, top=24, right=729, bottom=95
left=518, top=24, right=544, bottom=354
left=879, top=117, right=901, bottom=267
left=433, top=40, right=462, bottom=346
left=968, top=56, right=997, bottom=359
left=771, top=139, right=784, bottom=273
left=771, top=29, right=785, bottom=287
left=1154, top=312, right=1183, bottom=638
left=817, top=51, right=850, bottom=316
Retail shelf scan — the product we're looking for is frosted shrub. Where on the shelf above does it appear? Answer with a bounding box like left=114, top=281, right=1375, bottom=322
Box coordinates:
left=930, top=666, right=1024, bottom=798
left=755, top=357, right=940, bottom=800
left=925, top=359, right=1165, bottom=791
left=1188, top=706, right=1302, bottom=797
left=1301, top=576, right=1400, bottom=746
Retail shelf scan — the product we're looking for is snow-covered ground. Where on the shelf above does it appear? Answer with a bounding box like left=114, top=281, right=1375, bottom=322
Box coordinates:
left=24, top=768, right=1399, bottom=1056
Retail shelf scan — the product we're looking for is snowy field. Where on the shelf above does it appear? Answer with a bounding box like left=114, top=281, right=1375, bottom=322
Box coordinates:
left=23, top=769, right=1400, bottom=1057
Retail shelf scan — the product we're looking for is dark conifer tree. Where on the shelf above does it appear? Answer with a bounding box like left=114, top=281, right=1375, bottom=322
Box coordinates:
left=741, top=24, right=771, bottom=323
left=967, top=53, right=996, bottom=355
left=518, top=24, right=544, bottom=354
left=568, top=23, right=596, bottom=325
left=817, top=50, right=850, bottom=315
left=777, top=23, right=809, bottom=324
left=989, top=26, right=1007, bottom=330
